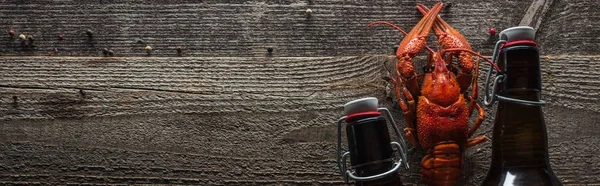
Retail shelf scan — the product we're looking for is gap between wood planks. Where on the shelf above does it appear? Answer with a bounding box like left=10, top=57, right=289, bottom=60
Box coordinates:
left=519, top=0, right=555, bottom=32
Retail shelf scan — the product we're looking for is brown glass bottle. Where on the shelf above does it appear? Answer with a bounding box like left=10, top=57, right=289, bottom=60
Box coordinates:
left=481, top=43, right=562, bottom=186
left=345, top=115, right=403, bottom=186
left=338, top=98, right=406, bottom=186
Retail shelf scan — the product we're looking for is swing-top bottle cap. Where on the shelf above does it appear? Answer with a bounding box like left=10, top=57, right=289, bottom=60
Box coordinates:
left=344, top=97, right=378, bottom=115
left=499, top=26, right=535, bottom=42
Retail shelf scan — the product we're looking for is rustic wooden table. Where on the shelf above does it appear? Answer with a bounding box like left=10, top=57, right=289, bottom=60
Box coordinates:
left=1, top=0, right=598, bottom=185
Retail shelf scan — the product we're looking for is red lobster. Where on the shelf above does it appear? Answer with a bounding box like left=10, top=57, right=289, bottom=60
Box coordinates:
left=366, top=2, right=501, bottom=186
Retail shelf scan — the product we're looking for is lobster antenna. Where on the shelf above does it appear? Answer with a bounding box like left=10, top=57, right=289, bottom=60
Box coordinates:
left=366, top=21, right=408, bottom=35
left=441, top=48, right=502, bottom=72
left=424, top=45, right=435, bottom=55
left=366, top=21, right=436, bottom=54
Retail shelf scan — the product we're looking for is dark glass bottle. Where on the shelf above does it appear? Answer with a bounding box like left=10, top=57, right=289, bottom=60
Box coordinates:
left=481, top=29, right=562, bottom=186
left=346, top=115, right=403, bottom=186
left=337, top=98, right=408, bottom=186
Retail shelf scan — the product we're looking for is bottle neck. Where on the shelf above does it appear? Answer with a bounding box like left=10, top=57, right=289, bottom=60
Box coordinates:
left=346, top=116, right=401, bottom=186
left=490, top=45, right=552, bottom=168
left=498, top=45, right=542, bottom=100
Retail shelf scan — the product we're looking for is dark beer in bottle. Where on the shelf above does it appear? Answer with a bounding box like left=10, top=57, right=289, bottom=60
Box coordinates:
left=337, top=97, right=409, bottom=186
left=481, top=26, right=562, bottom=186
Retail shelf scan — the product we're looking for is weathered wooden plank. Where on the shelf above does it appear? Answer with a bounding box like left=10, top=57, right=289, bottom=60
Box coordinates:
left=0, top=55, right=598, bottom=185
left=1, top=0, right=599, bottom=185
left=0, top=56, right=389, bottom=119
left=1, top=105, right=597, bottom=185
left=0, top=56, right=387, bottom=185
left=537, top=0, right=600, bottom=55
left=519, top=0, right=555, bottom=31
left=1, top=55, right=597, bottom=119
left=539, top=55, right=600, bottom=111
left=0, top=0, right=532, bottom=57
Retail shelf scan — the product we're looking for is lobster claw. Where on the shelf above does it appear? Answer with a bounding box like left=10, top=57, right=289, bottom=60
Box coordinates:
left=396, top=2, right=443, bottom=59
left=416, top=3, right=472, bottom=50
left=392, top=2, right=443, bottom=96
left=416, top=3, right=475, bottom=95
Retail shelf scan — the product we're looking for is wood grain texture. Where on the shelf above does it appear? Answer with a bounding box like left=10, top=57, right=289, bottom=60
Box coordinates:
left=1, top=0, right=599, bottom=185
left=0, top=56, right=388, bottom=185
left=519, top=0, right=555, bottom=31
left=0, top=0, right=532, bottom=57
left=539, top=55, right=600, bottom=112
left=1, top=56, right=598, bottom=185
left=0, top=56, right=388, bottom=119
left=537, top=0, right=600, bottom=55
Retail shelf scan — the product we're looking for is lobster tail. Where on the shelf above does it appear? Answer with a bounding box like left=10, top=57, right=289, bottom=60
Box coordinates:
left=420, top=142, right=462, bottom=186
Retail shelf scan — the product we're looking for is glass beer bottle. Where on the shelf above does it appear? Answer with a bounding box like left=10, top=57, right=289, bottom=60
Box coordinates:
left=481, top=26, right=562, bottom=186
left=345, top=114, right=404, bottom=186
left=337, top=97, right=409, bottom=186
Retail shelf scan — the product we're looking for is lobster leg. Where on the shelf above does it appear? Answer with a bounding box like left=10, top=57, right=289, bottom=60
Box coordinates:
left=391, top=74, right=419, bottom=148
left=467, top=102, right=486, bottom=138
left=467, top=57, right=487, bottom=145
left=466, top=135, right=488, bottom=148
left=467, top=56, right=480, bottom=116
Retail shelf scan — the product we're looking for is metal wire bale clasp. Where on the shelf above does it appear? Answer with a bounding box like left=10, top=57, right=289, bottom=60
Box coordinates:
left=484, top=40, right=546, bottom=107
left=336, top=108, right=409, bottom=183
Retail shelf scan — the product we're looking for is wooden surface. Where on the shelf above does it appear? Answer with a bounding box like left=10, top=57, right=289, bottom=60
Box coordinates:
left=1, top=0, right=534, bottom=57
left=519, top=0, right=554, bottom=31
left=536, top=0, right=600, bottom=55
left=1, top=0, right=599, bottom=185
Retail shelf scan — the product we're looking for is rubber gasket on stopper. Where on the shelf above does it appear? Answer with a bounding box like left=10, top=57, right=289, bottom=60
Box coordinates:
left=501, top=40, right=537, bottom=49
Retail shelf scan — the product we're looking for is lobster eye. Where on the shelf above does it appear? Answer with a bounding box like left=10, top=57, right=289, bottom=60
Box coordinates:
left=424, top=64, right=435, bottom=72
